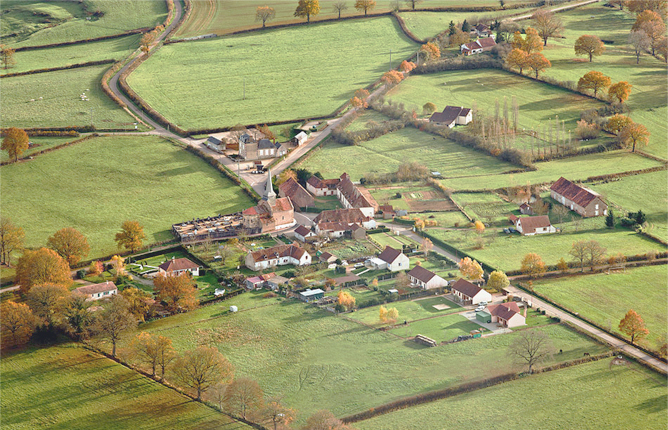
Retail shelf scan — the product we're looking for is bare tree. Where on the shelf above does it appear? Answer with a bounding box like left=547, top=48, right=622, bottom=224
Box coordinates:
left=532, top=9, right=563, bottom=46
left=569, top=240, right=589, bottom=272
left=585, top=240, right=607, bottom=271
left=171, top=346, right=234, bottom=400
left=405, top=0, right=423, bottom=10
left=332, top=1, right=347, bottom=18
left=628, top=30, right=650, bottom=64
left=508, top=330, right=553, bottom=373
left=552, top=204, right=569, bottom=225
left=95, top=295, right=137, bottom=357
left=255, top=6, right=276, bottom=28
left=223, top=378, right=264, bottom=420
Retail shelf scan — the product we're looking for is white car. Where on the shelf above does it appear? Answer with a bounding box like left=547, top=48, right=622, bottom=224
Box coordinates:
left=478, top=301, right=488, bottom=306
left=475, top=306, right=485, bottom=312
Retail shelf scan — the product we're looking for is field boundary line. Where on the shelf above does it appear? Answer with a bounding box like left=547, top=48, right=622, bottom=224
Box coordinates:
left=12, top=28, right=150, bottom=52
left=0, top=59, right=116, bottom=79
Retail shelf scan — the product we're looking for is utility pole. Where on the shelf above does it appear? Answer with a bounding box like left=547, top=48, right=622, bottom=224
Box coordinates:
left=89, top=107, right=93, bottom=127
left=243, top=77, right=246, bottom=100
left=389, top=49, right=392, bottom=70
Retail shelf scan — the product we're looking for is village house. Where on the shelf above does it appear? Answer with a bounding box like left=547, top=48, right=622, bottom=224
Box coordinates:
left=509, top=215, right=557, bottom=236
left=266, top=275, right=289, bottom=290
left=472, top=23, right=492, bottom=38
left=461, top=37, right=497, bottom=56
left=315, top=222, right=366, bottom=239
left=244, top=273, right=276, bottom=290
left=243, top=170, right=296, bottom=234
left=429, top=106, right=472, bottom=128
left=379, top=205, right=396, bottom=220
left=279, top=177, right=315, bottom=210
left=73, top=281, right=118, bottom=301
left=550, top=177, right=608, bottom=217
left=306, top=176, right=340, bottom=196
left=519, top=202, right=534, bottom=215
left=366, top=246, right=410, bottom=272
left=336, top=173, right=379, bottom=217
left=407, top=265, right=447, bottom=290
left=294, top=224, right=317, bottom=242
left=245, top=243, right=311, bottom=271
left=239, top=133, right=287, bottom=160
left=451, top=278, right=492, bottom=305
left=486, top=302, right=527, bottom=328
left=319, top=251, right=337, bottom=264
left=313, top=208, right=377, bottom=231
left=158, top=257, right=201, bottom=277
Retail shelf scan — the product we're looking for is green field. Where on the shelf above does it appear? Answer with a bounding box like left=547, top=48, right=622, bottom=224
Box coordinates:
left=440, top=150, right=664, bottom=191
left=0, top=136, right=74, bottom=162
left=124, top=296, right=607, bottom=423
left=301, top=127, right=516, bottom=181
left=0, top=136, right=253, bottom=259
left=4, top=35, right=140, bottom=75
left=0, top=344, right=249, bottom=429
left=128, top=17, right=417, bottom=130
left=533, top=3, right=667, bottom=159
left=356, top=358, right=667, bottom=430
left=3, top=0, right=167, bottom=48
left=451, top=192, right=518, bottom=224
left=533, top=265, right=668, bottom=351
left=388, top=312, right=484, bottom=341
left=0, top=64, right=137, bottom=129
left=345, top=109, right=396, bottom=132
left=346, top=296, right=463, bottom=326
left=426, top=226, right=666, bottom=272
left=592, top=171, right=668, bottom=241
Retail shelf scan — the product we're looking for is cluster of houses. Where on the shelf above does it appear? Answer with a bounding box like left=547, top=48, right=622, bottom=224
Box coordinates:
left=206, top=127, right=310, bottom=159
left=460, top=23, right=497, bottom=56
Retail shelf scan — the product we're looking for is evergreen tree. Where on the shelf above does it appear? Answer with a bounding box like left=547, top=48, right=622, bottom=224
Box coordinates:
left=462, top=20, right=470, bottom=32
left=605, top=210, right=615, bottom=228
left=448, top=21, right=456, bottom=35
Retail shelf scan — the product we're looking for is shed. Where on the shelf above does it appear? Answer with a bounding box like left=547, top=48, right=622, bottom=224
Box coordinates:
left=476, top=311, right=491, bottom=323
left=230, top=305, right=238, bottom=312
left=299, top=288, right=325, bottom=302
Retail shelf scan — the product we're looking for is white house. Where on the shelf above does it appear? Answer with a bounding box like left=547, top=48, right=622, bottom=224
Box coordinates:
left=245, top=244, right=311, bottom=271
left=451, top=279, right=492, bottom=305
left=461, top=36, right=496, bottom=56
left=407, top=265, right=447, bottom=290
left=510, top=215, right=557, bottom=236
left=429, top=106, right=472, bottom=128
left=306, top=176, right=340, bottom=196
left=158, top=257, right=201, bottom=277
left=336, top=173, right=378, bottom=218
left=486, top=302, right=526, bottom=328
left=294, top=224, right=317, bottom=242
left=376, top=246, right=410, bottom=272
left=73, top=281, right=118, bottom=301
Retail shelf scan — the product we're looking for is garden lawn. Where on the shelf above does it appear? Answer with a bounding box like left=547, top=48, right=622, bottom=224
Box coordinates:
left=440, top=150, right=663, bottom=191
left=130, top=299, right=607, bottom=424
left=0, top=64, right=136, bottom=129
left=411, top=211, right=471, bottom=227
left=4, top=0, right=167, bottom=48
left=356, top=358, right=667, bottom=430
left=0, top=344, right=249, bottom=430
left=301, top=127, right=516, bottom=181
left=0, top=136, right=253, bottom=259
left=425, top=226, right=666, bottom=272
left=533, top=3, right=668, bottom=159
left=346, top=295, right=462, bottom=326
left=5, top=34, right=141, bottom=75
left=533, top=265, right=668, bottom=351
left=591, top=170, right=668, bottom=241
left=387, top=68, right=604, bottom=134
left=389, top=312, right=481, bottom=341
left=451, top=192, right=518, bottom=225
left=369, top=232, right=411, bottom=249
left=128, top=17, right=418, bottom=130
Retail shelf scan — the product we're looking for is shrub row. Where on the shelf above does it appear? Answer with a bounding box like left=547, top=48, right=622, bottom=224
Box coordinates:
left=331, top=117, right=407, bottom=145
left=13, top=28, right=149, bottom=52
left=391, top=12, right=426, bottom=44
left=413, top=57, right=504, bottom=75
left=585, top=165, right=667, bottom=182
left=0, top=134, right=96, bottom=166
left=0, top=59, right=115, bottom=78
left=101, top=61, right=127, bottom=109
left=1, top=129, right=79, bottom=137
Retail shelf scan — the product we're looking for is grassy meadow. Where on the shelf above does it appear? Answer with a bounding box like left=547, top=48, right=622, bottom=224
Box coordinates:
left=128, top=17, right=417, bottom=130
left=0, top=136, right=253, bottom=258
left=0, top=64, right=136, bottom=129
left=356, top=358, right=667, bottom=430
left=0, top=344, right=249, bottom=430
left=300, top=127, right=516, bottom=181
left=533, top=264, right=668, bottom=351
left=125, top=295, right=607, bottom=423
left=530, top=3, right=667, bottom=159
left=2, top=0, right=167, bottom=48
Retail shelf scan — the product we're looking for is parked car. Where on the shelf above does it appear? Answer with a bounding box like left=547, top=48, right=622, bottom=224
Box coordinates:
left=475, top=306, right=485, bottom=312
left=479, top=301, right=488, bottom=306
left=354, top=262, right=364, bottom=268
left=250, top=170, right=263, bottom=174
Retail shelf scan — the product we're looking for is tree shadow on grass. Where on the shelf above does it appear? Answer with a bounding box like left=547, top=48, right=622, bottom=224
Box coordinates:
left=634, top=394, right=667, bottom=414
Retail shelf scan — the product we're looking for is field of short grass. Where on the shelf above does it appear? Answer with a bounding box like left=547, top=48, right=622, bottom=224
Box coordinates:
left=356, top=358, right=667, bottom=430
left=0, top=343, right=249, bottom=429
left=440, top=150, right=664, bottom=191
left=369, top=232, right=416, bottom=249
left=411, top=211, right=471, bottom=228
left=389, top=312, right=483, bottom=341
left=0, top=136, right=253, bottom=259
left=346, top=295, right=463, bottom=326
left=125, top=297, right=607, bottom=423
left=426, top=226, right=666, bottom=272
left=4, top=34, right=140, bottom=75
left=533, top=264, right=667, bottom=351
left=129, top=17, right=418, bottom=130
left=532, top=3, right=667, bottom=159
left=301, top=127, right=516, bottom=181
left=591, top=171, right=668, bottom=241
left=0, top=64, right=137, bottom=129
left=451, top=192, right=518, bottom=224
left=3, top=0, right=167, bottom=48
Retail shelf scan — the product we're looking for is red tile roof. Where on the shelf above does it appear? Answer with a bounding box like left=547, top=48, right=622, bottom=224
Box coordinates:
left=550, top=177, right=601, bottom=208
left=294, top=225, right=312, bottom=237
left=378, top=246, right=403, bottom=264
left=249, top=244, right=306, bottom=263
left=337, top=173, right=378, bottom=210
left=429, top=106, right=469, bottom=124
left=462, top=37, right=496, bottom=51
left=74, top=281, right=117, bottom=296
left=314, top=208, right=371, bottom=225
left=451, top=278, right=483, bottom=298
left=487, top=302, right=522, bottom=321
left=307, top=176, right=339, bottom=190
left=159, top=258, right=200, bottom=272
left=279, top=178, right=314, bottom=208
left=407, top=265, right=438, bottom=284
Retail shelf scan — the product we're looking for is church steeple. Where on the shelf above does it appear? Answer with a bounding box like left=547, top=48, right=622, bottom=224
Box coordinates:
left=262, top=168, right=276, bottom=205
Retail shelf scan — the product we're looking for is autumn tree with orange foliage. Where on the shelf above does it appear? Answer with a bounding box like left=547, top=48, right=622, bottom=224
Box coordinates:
left=16, top=248, right=71, bottom=294
left=619, top=122, right=650, bottom=152
left=1, top=127, right=29, bottom=162
left=577, top=71, right=611, bottom=97
left=115, top=220, right=146, bottom=253
left=605, top=114, right=633, bottom=135
left=1, top=301, right=36, bottom=350
left=399, top=60, right=416, bottom=72
left=521, top=253, right=546, bottom=278
left=381, top=70, right=404, bottom=84
left=257, top=400, right=296, bottom=430
left=131, top=332, right=175, bottom=377
left=505, top=48, right=529, bottom=74
left=350, top=88, right=370, bottom=108
left=608, top=81, right=633, bottom=103
left=619, top=309, right=649, bottom=344
left=337, top=290, right=355, bottom=310
left=449, top=29, right=470, bottom=47
left=26, top=283, right=70, bottom=329
left=154, top=272, right=199, bottom=314
left=420, top=42, right=440, bottom=60
left=0, top=217, right=24, bottom=266
left=255, top=6, right=276, bottom=28
left=527, top=52, right=551, bottom=78
left=512, top=28, right=543, bottom=54
left=458, top=257, right=483, bottom=280
left=223, top=378, right=264, bottom=420
left=47, top=227, right=90, bottom=267
left=574, top=35, right=605, bottom=62
left=627, top=0, right=668, bottom=15
left=354, top=0, right=376, bottom=15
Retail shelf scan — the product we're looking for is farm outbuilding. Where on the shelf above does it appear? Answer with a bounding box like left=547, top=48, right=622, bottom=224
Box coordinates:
left=299, top=289, right=324, bottom=302
left=476, top=311, right=491, bottom=324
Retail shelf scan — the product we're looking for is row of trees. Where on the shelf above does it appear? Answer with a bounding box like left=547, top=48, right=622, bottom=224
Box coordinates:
left=291, top=0, right=426, bottom=24
left=505, top=28, right=551, bottom=78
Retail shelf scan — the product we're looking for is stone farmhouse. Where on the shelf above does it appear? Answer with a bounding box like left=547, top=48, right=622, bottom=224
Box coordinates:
left=519, top=202, right=534, bottom=215
left=74, top=281, right=118, bottom=301
left=472, top=23, right=492, bottom=38
left=245, top=243, right=311, bottom=271
left=366, top=246, right=410, bottom=272
left=306, top=173, right=379, bottom=217
left=429, top=106, right=472, bottom=128
left=158, top=257, right=201, bottom=277
left=306, top=176, right=340, bottom=196
left=509, top=215, right=557, bottom=236
left=313, top=208, right=377, bottom=235
left=239, top=133, right=287, bottom=160
left=407, top=265, right=447, bottom=290
left=550, top=177, right=608, bottom=217
left=243, top=170, right=296, bottom=234
left=279, top=177, right=315, bottom=210
left=461, top=37, right=497, bottom=56
left=486, top=302, right=527, bottom=328
left=451, top=279, right=491, bottom=305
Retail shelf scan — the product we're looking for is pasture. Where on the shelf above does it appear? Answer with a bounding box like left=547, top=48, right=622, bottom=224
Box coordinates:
left=129, top=297, right=607, bottom=423
left=0, top=64, right=136, bottom=129
left=300, top=127, right=516, bottom=181
left=425, top=226, right=666, bottom=271
left=356, top=358, right=668, bottom=430
left=0, top=344, right=249, bottom=429
left=440, top=150, right=664, bottom=191
left=3, top=0, right=167, bottom=48
left=0, top=136, right=73, bottom=162
left=345, top=296, right=463, bottom=326
left=532, top=264, right=668, bottom=351
left=128, top=17, right=418, bottom=130
left=532, top=3, right=668, bottom=159
left=591, top=171, right=668, bottom=240
left=0, top=135, right=253, bottom=259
